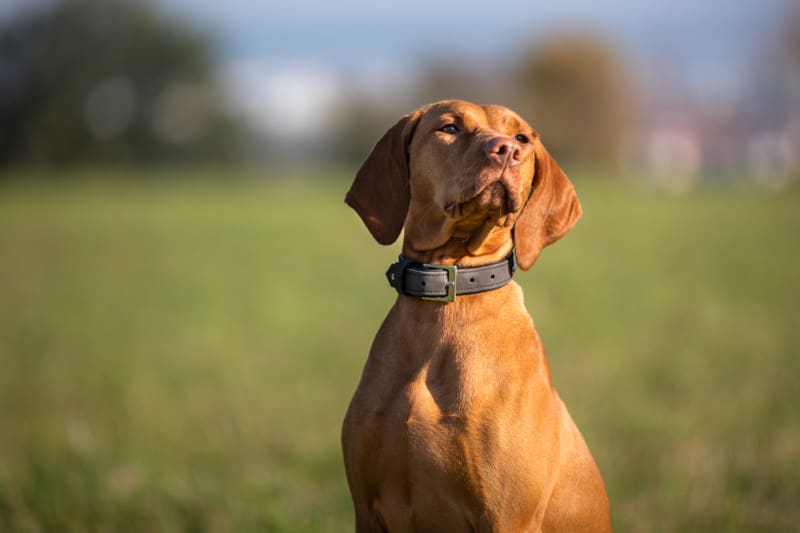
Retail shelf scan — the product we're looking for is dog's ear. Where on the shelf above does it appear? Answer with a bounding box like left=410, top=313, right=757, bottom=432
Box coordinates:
left=513, top=138, right=582, bottom=270
left=345, top=107, right=426, bottom=245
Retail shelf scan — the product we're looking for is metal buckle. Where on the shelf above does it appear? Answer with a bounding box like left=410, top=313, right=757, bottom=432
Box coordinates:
left=421, top=264, right=457, bottom=302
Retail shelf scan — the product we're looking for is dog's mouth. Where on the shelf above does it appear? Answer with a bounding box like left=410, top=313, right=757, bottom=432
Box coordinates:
left=444, top=172, right=523, bottom=227
left=443, top=175, right=524, bottom=254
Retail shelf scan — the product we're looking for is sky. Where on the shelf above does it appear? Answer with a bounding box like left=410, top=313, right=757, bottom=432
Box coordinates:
left=158, top=0, right=790, bottom=139
left=2, top=0, right=788, bottom=72
left=156, top=0, right=787, bottom=71
left=1, top=0, right=794, bottom=141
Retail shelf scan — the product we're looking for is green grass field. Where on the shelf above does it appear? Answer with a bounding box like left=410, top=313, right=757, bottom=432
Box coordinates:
left=0, top=169, right=798, bottom=532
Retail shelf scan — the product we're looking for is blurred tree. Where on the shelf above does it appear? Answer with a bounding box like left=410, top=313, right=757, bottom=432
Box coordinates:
left=332, top=98, right=396, bottom=164
left=783, top=7, right=800, bottom=69
left=415, top=61, right=510, bottom=108
left=0, top=0, right=242, bottom=169
left=515, top=34, right=635, bottom=169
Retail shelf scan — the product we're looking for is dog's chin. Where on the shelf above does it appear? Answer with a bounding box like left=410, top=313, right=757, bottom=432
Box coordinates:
left=444, top=181, right=522, bottom=228
left=444, top=181, right=524, bottom=254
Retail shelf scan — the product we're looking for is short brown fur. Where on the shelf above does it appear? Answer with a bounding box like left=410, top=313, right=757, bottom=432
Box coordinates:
left=343, top=100, right=610, bottom=532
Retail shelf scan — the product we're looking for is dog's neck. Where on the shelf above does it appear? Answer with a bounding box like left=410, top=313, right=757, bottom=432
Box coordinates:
left=402, top=222, right=514, bottom=267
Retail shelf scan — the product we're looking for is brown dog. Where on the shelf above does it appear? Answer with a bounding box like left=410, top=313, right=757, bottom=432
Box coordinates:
left=342, top=100, right=610, bottom=532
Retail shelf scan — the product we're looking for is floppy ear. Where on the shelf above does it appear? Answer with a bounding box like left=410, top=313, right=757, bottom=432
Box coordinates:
left=345, top=108, right=426, bottom=244
left=513, top=138, right=582, bottom=270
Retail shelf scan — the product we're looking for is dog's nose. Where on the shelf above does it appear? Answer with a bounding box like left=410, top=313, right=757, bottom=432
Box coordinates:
left=485, top=136, right=521, bottom=166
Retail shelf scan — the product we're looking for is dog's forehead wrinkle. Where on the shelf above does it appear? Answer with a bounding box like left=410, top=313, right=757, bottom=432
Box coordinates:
left=425, top=100, right=485, bottom=124
left=437, top=111, right=461, bottom=124
left=482, top=104, right=529, bottom=134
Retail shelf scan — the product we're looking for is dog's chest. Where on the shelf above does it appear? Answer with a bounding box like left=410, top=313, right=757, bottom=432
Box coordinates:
left=361, top=356, right=557, bottom=526
left=403, top=356, right=538, bottom=479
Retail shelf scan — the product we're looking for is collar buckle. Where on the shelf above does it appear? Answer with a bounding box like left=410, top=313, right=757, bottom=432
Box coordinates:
left=421, top=263, right=457, bottom=302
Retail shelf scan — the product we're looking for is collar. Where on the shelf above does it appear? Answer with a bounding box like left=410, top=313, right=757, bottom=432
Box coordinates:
left=385, top=251, right=517, bottom=302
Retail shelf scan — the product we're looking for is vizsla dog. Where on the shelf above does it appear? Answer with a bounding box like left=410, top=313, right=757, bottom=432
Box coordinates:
left=342, top=100, right=610, bottom=532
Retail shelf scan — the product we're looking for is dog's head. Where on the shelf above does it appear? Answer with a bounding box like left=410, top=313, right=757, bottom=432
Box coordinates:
left=345, top=100, right=581, bottom=269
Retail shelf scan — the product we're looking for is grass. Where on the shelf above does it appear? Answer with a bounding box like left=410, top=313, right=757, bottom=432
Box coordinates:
left=0, top=169, right=798, bottom=531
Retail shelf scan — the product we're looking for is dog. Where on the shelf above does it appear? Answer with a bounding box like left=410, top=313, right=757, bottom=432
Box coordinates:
left=342, top=100, right=610, bottom=532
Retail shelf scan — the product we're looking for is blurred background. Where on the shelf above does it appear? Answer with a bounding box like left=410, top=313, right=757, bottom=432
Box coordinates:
left=0, top=0, right=798, bottom=531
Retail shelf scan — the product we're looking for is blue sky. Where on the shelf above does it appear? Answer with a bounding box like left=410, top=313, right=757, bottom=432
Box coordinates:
left=3, top=0, right=788, bottom=72
left=154, top=0, right=791, bottom=126
left=1, top=0, right=794, bottom=141
left=154, top=0, right=788, bottom=72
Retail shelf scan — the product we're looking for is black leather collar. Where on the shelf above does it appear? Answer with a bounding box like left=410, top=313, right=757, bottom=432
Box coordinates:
left=385, top=252, right=516, bottom=302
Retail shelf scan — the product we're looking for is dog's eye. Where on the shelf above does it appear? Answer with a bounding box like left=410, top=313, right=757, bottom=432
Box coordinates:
left=440, top=124, right=460, bottom=135
left=515, top=134, right=530, bottom=144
